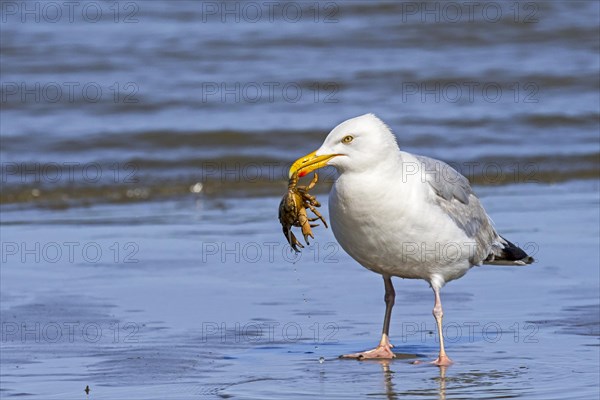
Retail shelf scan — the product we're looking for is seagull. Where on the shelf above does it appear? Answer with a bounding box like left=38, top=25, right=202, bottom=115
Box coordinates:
left=288, top=114, right=533, bottom=365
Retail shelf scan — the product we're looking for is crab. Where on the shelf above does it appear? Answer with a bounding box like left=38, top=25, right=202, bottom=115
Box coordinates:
left=278, top=171, right=328, bottom=252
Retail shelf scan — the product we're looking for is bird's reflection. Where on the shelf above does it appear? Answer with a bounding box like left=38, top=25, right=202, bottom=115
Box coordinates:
left=436, top=365, right=448, bottom=400
left=379, top=360, right=397, bottom=400
left=377, top=359, right=448, bottom=400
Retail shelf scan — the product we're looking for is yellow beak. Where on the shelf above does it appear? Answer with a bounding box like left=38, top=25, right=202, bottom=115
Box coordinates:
left=289, top=150, right=339, bottom=178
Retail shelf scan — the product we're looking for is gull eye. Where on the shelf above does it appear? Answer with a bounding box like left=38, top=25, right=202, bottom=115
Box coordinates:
left=342, top=135, right=354, bottom=144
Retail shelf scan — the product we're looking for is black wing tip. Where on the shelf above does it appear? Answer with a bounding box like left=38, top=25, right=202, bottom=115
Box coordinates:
left=500, top=236, right=534, bottom=265
left=484, top=236, right=535, bottom=266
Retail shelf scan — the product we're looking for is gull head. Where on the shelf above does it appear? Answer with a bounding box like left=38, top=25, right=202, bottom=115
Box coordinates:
left=289, top=113, right=400, bottom=178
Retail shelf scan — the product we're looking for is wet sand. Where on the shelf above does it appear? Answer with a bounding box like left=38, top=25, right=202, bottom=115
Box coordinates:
left=1, top=179, right=598, bottom=399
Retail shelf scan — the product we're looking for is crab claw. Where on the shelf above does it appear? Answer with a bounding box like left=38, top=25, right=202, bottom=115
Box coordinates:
left=300, top=222, right=314, bottom=244
left=290, top=231, right=305, bottom=253
left=302, top=233, right=314, bottom=245
left=301, top=226, right=314, bottom=242
left=282, top=227, right=302, bottom=252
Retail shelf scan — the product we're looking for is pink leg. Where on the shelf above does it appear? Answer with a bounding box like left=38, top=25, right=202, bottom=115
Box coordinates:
left=341, top=276, right=396, bottom=360
left=431, top=287, right=453, bottom=366
left=341, top=332, right=395, bottom=359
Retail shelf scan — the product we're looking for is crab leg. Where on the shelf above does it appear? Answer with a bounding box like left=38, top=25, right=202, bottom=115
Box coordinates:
left=306, top=204, right=328, bottom=228
left=304, top=172, right=319, bottom=190
left=301, top=193, right=320, bottom=206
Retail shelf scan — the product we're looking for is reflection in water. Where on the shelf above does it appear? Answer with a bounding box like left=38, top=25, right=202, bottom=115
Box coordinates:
left=380, top=361, right=396, bottom=400
left=435, top=366, right=448, bottom=400
left=379, top=360, right=448, bottom=400
left=367, top=353, right=417, bottom=399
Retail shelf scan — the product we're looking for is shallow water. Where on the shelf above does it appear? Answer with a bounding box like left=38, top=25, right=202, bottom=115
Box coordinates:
left=1, top=0, right=599, bottom=398
left=1, top=180, right=599, bottom=399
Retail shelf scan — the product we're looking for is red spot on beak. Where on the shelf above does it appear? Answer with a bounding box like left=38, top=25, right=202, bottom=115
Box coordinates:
left=298, top=170, right=307, bottom=177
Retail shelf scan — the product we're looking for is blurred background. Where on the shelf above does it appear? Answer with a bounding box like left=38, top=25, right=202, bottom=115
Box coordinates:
left=1, top=1, right=599, bottom=399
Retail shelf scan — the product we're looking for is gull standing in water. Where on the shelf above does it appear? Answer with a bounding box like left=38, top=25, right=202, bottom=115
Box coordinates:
left=288, top=114, right=533, bottom=365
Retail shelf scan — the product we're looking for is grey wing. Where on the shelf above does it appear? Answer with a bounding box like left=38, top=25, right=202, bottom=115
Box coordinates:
left=415, top=155, right=501, bottom=265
